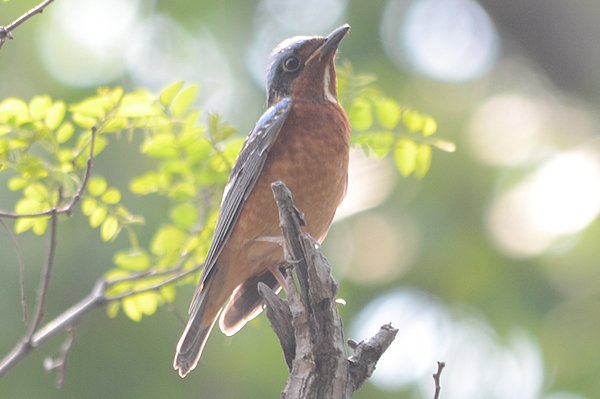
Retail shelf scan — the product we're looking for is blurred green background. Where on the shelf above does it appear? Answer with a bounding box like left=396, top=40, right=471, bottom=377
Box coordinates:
left=2, top=0, right=600, bottom=398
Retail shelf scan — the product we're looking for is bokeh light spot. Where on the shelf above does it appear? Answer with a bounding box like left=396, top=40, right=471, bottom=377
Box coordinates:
left=125, top=16, right=233, bottom=114
left=331, top=213, right=420, bottom=284
left=381, top=0, right=499, bottom=81
left=336, top=149, right=396, bottom=220
left=38, top=0, right=141, bottom=87
left=467, top=94, right=544, bottom=166
left=351, top=289, right=545, bottom=399
left=487, top=148, right=600, bottom=258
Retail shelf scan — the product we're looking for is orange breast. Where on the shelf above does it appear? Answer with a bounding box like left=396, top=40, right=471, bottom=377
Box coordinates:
left=224, top=99, right=350, bottom=279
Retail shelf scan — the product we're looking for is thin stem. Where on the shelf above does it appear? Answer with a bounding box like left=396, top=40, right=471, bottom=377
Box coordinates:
left=0, top=261, right=200, bottom=377
left=0, top=0, right=55, bottom=48
left=26, top=209, right=58, bottom=340
left=432, top=361, right=446, bottom=399
left=106, top=264, right=201, bottom=301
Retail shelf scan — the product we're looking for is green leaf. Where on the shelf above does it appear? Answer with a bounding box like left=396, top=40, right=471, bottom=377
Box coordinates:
left=150, top=225, right=187, bottom=255
left=184, top=139, right=212, bottom=164
left=375, top=98, right=401, bottom=129
left=81, top=197, right=97, bottom=216
left=122, top=297, right=142, bottom=321
left=170, top=84, right=199, bottom=116
left=394, top=138, right=418, bottom=176
left=101, top=188, right=121, bottom=204
left=141, top=133, right=178, bottom=159
left=122, top=292, right=158, bottom=321
left=133, top=291, right=158, bottom=315
left=114, top=248, right=151, bottom=271
left=160, top=285, right=176, bottom=302
left=29, top=96, right=52, bottom=120
left=0, top=98, right=30, bottom=125
left=415, top=144, right=432, bottom=178
left=45, top=101, right=66, bottom=129
left=107, top=302, right=120, bottom=318
left=422, top=116, right=437, bottom=136
left=103, top=117, right=127, bottom=132
left=403, top=110, right=424, bottom=133
left=70, top=97, right=108, bottom=118
left=8, top=177, right=27, bottom=191
left=169, top=203, right=198, bottom=230
left=55, top=122, right=74, bottom=143
left=208, top=113, right=236, bottom=141
left=368, top=131, right=395, bottom=158
left=348, top=98, right=373, bottom=131
left=15, top=218, right=35, bottom=234
left=90, top=206, right=107, bottom=228
left=24, top=183, right=48, bottom=201
left=168, top=182, right=196, bottom=200
left=88, top=176, right=107, bottom=196
left=32, top=219, right=48, bottom=235
left=57, top=149, right=74, bottom=164
left=15, top=197, right=42, bottom=214
left=17, top=156, right=48, bottom=178
left=72, top=113, right=97, bottom=129
left=159, top=81, right=185, bottom=107
left=0, top=125, right=11, bottom=136
left=129, top=173, right=160, bottom=195
left=117, top=93, right=159, bottom=118
left=101, top=216, right=119, bottom=241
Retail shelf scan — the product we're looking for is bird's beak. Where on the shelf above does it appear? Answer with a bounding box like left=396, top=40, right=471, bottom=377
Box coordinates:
left=307, top=24, right=350, bottom=65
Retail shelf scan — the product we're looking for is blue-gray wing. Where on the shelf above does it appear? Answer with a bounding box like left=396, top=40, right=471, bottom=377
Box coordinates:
left=189, top=97, right=292, bottom=315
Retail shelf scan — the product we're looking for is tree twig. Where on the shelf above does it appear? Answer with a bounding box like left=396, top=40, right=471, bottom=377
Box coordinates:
left=0, top=126, right=97, bottom=219
left=25, top=207, right=58, bottom=340
left=433, top=361, right=446, bottom=399
left=43, top=327, right=75, bottom=389
left=345, top=323, right=398, bottom=395
left=0, top=263, right=202, bottom=378
left=0, top=0, right=55, bottom=49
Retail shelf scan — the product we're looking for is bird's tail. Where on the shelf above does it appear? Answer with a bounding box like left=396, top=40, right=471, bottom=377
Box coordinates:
left=173, top=290, right=219, bottom=378
left=219, top=269, right=281, bottom=335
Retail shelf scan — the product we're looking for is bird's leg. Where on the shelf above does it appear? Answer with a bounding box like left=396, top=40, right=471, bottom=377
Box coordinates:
left=268, top=263, right=290, bottom=293
left=255, top=235, right=302, bottom=294
left=254, top=235, right=301, bottom=265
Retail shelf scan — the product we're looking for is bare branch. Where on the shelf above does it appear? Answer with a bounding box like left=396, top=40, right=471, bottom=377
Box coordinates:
left=0, top=126, right=97, bottom=219
left=433, top=361, right=446, bottom=399
left=259, top=181, right=398, bottom=398
left=346, top=323, right=399, bottom=394
left=43, top=327, right=75, bottom=389
left=0, top=262, right=201, bottom=378
left=26, top=208, right=58, bottom=340
left=105, top=265, right=201, bottom=301
left=0, top=0, right=55, bottom=49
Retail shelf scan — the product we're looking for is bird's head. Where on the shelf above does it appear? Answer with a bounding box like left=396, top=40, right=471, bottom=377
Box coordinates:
left=266, top=24, right=350, bottom=106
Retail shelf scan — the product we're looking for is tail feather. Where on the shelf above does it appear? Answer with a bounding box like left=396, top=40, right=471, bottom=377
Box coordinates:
left=173, top=292, right=220, bottom=378
left=219, top=269, right=281, bottom=336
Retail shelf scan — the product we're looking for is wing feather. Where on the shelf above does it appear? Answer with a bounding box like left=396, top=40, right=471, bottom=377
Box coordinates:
left=189, top=97, right=292, bottom=314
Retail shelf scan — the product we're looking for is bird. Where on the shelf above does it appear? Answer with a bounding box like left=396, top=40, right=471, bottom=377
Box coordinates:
left=173, top=24, right=351, bottom=378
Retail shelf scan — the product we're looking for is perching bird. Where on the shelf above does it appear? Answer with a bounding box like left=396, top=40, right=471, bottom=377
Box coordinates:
left=174, top=24, right=351, bottom=377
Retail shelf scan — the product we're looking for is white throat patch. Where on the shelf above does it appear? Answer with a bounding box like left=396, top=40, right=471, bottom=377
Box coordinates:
left=323, top=65, right=337, bottom=103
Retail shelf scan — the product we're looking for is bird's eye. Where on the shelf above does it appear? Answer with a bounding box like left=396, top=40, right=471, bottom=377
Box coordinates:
left=282, top=55, right=301, bottom=72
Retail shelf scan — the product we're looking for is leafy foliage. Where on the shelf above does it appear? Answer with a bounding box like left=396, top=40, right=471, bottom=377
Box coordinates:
left=0, top=70, right=452, bottom=321
left=338, top=64, right=454, bottom=177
